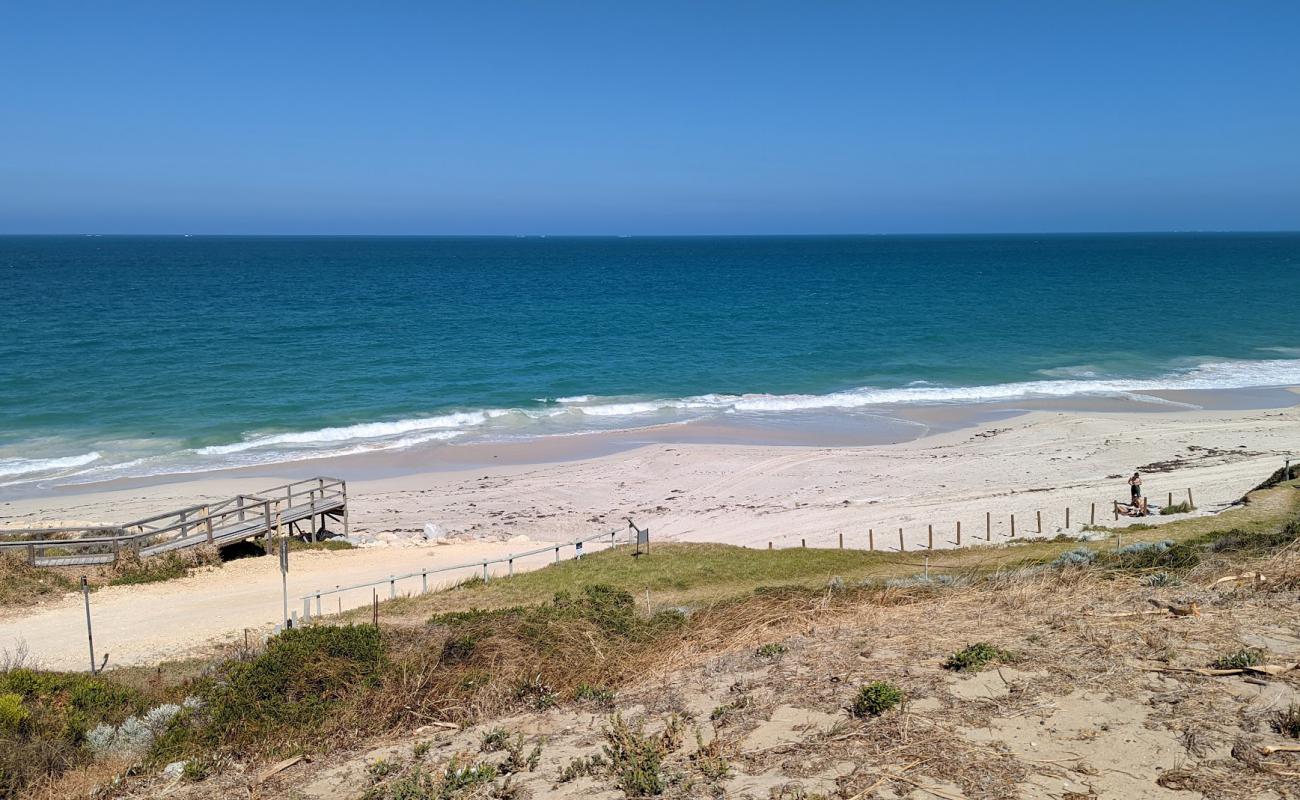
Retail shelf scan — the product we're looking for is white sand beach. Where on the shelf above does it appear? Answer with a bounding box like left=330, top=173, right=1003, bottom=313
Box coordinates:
left=2, top=395, right=1297, bottom=669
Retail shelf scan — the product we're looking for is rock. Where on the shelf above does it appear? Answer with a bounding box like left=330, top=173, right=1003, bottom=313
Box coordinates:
left=162, top=761, right=186, bottom=779
left=423, top=523, right=446, bottom=541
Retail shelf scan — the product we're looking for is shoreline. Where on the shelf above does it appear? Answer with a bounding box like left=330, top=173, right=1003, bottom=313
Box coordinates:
left=2, top=389, right=1297, bottom=555
left=4, top=384, right=1297, bottom=504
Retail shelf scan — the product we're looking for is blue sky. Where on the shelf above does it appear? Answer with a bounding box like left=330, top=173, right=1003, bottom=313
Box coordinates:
left=2, top=1, right=1298, bottom=234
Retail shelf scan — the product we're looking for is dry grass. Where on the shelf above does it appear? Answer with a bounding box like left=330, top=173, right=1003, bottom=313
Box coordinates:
left=10, top=476, right=1300, bottom=798
left=0, top=553, right=77, bottom=609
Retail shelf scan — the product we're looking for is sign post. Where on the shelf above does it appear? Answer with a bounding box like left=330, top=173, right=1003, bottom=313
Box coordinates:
left=279, top=538, right=290, bottom=628
left=628, top=519, right=650, bottom=557
left=81, top=576, right=97, bottom=674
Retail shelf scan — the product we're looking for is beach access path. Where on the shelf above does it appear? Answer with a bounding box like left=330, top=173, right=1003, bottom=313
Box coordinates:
left=0, top=540, right=574, bottom=671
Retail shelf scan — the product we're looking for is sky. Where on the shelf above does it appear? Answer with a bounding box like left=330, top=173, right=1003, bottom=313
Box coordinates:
left=2, top=1, right=1299, bottom=235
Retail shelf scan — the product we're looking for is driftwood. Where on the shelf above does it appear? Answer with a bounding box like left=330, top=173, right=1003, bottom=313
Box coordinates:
left=255, top=755, right=306, bottom=784
left=1149, top=663, right=1298, bottom=677
left=1091, top=599, right=1200, bottom=619
left=1211, top=571, right=1268, bottom=586
left=1261, top=744, right=1300, bottom=755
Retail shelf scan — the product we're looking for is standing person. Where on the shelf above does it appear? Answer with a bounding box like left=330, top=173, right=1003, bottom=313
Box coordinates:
left=1128, top=472, right=1143, bottom=504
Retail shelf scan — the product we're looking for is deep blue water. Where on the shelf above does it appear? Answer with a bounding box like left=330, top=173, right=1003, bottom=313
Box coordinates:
left=2, top=233, right=1299, bottom=487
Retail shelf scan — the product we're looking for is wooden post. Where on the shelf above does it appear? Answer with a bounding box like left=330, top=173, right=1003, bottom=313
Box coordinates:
left=927, top=524, right=933, bottom=550
left=986, top=511, right=991, bottom=541
left=1167, top=491, right=1173, bottom=507
left=1186, top=488, right=1194, bottom=507
left=956, top=520, right=961, bottom=546
left=1114, top=501, right=1119, bottom=521
left=868, top=529, right=874, bottom=551
left=838, top=532, right=843, bottom=549
left=1036, top=510, right=1042, bottom=534
left=342, top=483, right=350, bottom=539
left=801, top=538, right=806, bottom=548
left=1010, top=514, right=1016, bottom=537
left=203, top=505, right=214, bottom=544
left=768, top=541, right=773, bottom=550
left=1090, top=502, right=1096, bottom=525
left=1065, top=507, right=1070, bottom=529
left=898, top=528, right=905, bottom=552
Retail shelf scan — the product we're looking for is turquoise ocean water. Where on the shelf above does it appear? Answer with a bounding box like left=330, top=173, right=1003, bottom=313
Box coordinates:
left=2, top=233, right=1299, bottom=491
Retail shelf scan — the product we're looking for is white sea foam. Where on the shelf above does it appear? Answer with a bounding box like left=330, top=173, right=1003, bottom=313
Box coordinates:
left=5, top=356, right=1298, bottom=491
left=194, top=411, right=488, bottom=455
left=0, top=451, right=101, bottom=478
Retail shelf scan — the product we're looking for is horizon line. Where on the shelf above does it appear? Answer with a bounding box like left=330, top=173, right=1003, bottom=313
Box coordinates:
left=3, top=229, right=1300, bottom=239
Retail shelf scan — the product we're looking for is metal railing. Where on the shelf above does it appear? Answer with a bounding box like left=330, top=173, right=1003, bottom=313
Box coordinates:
left=298, top=525, right=631, bottom=622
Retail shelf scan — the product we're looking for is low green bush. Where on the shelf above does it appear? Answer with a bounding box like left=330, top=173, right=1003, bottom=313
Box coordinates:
left=1211, top=648, right=1266, bottom=670
left=943, top=642, right=1015, bottom=672
left=155, top=624, right=383, bottom=759
left=850, top=681, right=903, bottom=717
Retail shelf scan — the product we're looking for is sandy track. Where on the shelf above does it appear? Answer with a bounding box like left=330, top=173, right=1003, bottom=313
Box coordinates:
left=0, top=540, right=598, bottom=671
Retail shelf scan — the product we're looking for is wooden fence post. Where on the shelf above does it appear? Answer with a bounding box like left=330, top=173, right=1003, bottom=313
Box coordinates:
left=898, top=528, right=905, bottom=552
left=956, top=520, right=961, bottom=546
left=801, top=538, right=806, bottom=548
left=838, top=532, right=843, bottom=549
left=1036, top=510, right=1042, bottom=534
left=868, top=529, right=874, bottom=551
left=1010, top=514, right=1016, bottom=537
left=1065, top=507, right=1070, bottom=529
left=986, top=511, right=991, bottom=541
left=1167, top=491, right=1173, bottom=507
left=1187, top=488, right=1194, bottom=507
left=768, top=541, right=773, bottom=550
left=927, top=524, right=933, bottom=550
left=1090, top=502, right=1096, bottom=525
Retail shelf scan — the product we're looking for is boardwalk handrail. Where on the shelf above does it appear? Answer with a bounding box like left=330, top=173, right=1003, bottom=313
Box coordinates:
left=0, top=477, right=348, bottom=565
left=299, top=526, right=631, bottom=620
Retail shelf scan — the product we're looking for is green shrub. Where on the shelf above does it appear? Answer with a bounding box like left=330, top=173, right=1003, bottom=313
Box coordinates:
left=439, top=755, right=497, bottom=793
left=1211, top=648, right=1266, bottom=670
left=1106, top=540, right=1200, bottom=571
left=1160, top=501, right=1195, bottom=515
left=108, top=554, right=193, bottom=586
left=850, top=682, right=903, bottom=718
left=167, top=624, right=383, bottom=757
left=574, top=683, right=615, bottom=705
left=0, top=669, right=146, bottom=797
left=0, top=693, right=29, bottom=734
left=558, top=753, right=607, bottom=783
left=943, top=642, right=1015, bottom=672
left=602, top=714, right=676, bottom=797
left=480, top=727, right=510, bottom=752
left=755, top=642, right=787, bottom=659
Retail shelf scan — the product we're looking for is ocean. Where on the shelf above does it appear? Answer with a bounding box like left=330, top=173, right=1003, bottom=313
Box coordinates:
left=2, top=233, right=1299, bottom=492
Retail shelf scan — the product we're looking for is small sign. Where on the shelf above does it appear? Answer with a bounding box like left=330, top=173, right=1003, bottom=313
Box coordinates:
left=278, top=538, right=289, bottom=574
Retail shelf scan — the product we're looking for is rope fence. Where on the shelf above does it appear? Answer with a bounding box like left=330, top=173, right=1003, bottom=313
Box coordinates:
left=766, top=484, right=1210, bottom=554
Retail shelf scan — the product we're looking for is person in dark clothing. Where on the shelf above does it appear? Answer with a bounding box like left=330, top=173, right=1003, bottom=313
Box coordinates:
left=1128, top=472, right=1143, bottom=502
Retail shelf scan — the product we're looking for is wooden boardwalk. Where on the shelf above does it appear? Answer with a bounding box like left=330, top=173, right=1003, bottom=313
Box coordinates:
left=0, top=477, right=348, bottom=568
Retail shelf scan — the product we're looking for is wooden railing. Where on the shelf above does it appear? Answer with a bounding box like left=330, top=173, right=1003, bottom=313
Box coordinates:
left=0, top=477, right=347, bottom=565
